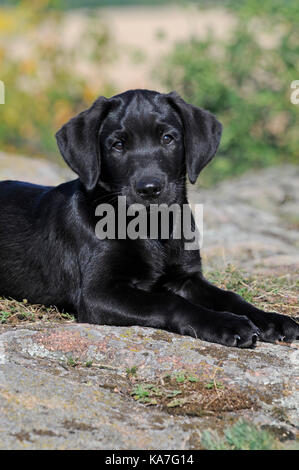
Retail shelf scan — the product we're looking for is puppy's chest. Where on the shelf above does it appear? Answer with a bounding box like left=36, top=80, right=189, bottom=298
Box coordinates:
left=128, top=240, right=168, bottom=292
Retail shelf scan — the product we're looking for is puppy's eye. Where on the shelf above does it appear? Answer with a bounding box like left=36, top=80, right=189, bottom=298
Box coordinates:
left=162, top=134, right=173, bottom=145
left=112, top=141, right=124, bottom=151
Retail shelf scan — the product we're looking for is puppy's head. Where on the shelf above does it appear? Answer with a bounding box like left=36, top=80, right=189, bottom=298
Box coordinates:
left=56, top=89, right=222, bottom=204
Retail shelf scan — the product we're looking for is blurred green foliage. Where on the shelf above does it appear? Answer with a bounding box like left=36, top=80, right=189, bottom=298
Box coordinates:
left=201, top=419, right=280, bottom=450
left=226, top=0, right=299, bottom=20
left=1, top=0, right=175, bottom=7
left=0, top=0, right=113, bottom=160
left=158, top=0, right=299, bottom=185
left=1, top=0, right=299, bottom=180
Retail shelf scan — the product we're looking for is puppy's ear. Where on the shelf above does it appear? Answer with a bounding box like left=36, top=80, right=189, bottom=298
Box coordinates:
left=167, top=92, right=222, bottom=184
left=55, top=96, right=109, bottom=192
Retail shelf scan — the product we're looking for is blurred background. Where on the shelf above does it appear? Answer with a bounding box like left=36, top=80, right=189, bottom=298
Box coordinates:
left=1, top=3, right=298, bottom=451
left=0, top=0, right=299, bottom=272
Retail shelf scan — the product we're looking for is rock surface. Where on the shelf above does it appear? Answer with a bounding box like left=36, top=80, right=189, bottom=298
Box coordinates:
left=0, top=151, right=73, bottom=186
left=0, top=155, right=298, bottom=449
left=189, top=165, right=299, bottom=275
left=0, top=323, right=298, bottom=449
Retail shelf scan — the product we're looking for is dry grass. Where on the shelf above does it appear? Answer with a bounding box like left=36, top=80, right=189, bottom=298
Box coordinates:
left=206, top=265, right=299, bottom=319
left=0, top=297, right=75, bottom=326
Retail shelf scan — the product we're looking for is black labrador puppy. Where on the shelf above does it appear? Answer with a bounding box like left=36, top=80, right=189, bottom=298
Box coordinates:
left=0, top=89, right=298, bottom=348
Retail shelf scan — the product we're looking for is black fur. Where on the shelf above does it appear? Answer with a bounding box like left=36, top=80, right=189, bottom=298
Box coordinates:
left=0, top=89, right=298, bottom=347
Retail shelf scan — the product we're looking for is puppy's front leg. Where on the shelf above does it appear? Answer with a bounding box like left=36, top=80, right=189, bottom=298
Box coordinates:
left=170, top=274, right=299, bottom=343
left=78, top=283, right=259, bottom=348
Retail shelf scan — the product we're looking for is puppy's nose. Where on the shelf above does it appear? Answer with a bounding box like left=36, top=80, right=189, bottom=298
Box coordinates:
left=136, top=177, right=162, bottom=198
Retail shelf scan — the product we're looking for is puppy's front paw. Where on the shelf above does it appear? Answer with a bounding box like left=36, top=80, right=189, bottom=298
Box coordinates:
left=215, top=315, right=260, bottom=348
left=181, top=312, right=260, bottom=348
left=250, top=311, right=299, bottom=343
